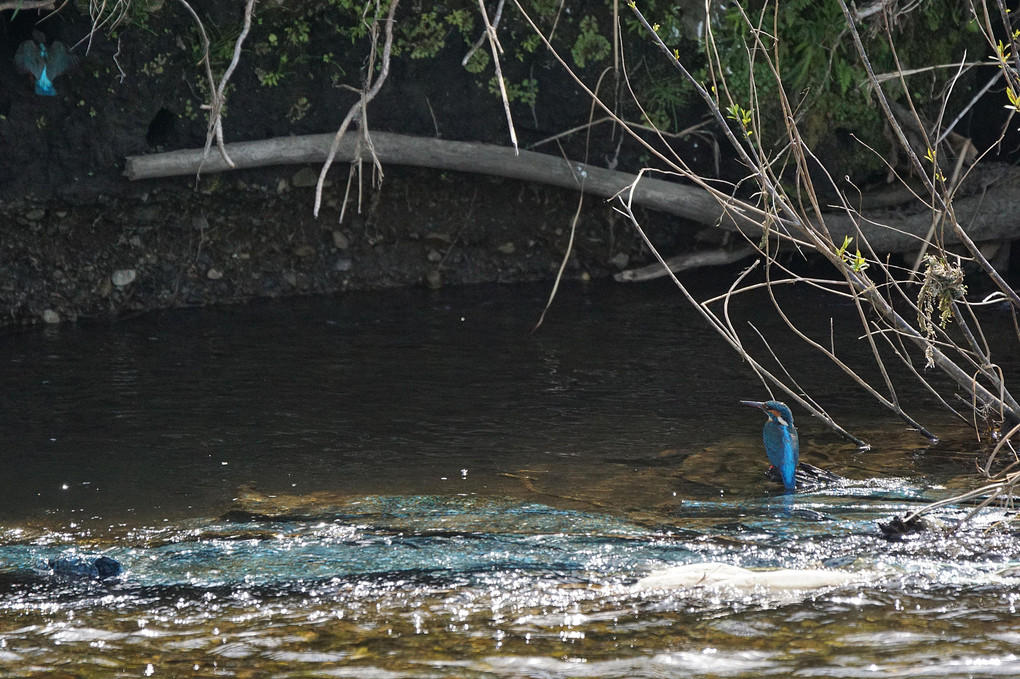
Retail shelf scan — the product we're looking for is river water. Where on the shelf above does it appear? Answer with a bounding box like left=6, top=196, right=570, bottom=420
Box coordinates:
left=0, top=278, right=1018, bottom=677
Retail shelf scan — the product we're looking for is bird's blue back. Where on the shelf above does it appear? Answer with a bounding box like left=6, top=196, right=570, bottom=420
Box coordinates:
left=742, top=399, right=800, bottom=490
left=763, top=412, right=799, bottom=490
left=14, top=37, right=76, bottom=96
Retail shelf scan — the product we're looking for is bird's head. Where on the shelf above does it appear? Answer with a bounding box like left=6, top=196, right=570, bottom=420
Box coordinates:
left=740, top=400, right=795, bottom=429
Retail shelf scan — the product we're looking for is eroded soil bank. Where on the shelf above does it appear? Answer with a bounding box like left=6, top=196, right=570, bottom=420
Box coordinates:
left=0, top=4, right=701, bottom=327
left=1, top=164, right=693, bottom=327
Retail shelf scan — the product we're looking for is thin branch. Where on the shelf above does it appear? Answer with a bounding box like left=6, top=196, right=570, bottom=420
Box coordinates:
left=462, top=0, right=505, bottom=67
left=478, top=0, right=518, bottom=153
left=313, top=0, right=399, bottom=218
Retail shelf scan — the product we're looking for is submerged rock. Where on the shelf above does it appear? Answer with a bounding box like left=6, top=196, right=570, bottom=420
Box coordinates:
left=46, top=555, right=122, bottom=579
left=878, top=514, right=929, bottom=540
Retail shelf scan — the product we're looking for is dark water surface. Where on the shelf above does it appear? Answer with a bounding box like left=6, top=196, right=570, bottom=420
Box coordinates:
left=1, top=279, right=1018, bottom=677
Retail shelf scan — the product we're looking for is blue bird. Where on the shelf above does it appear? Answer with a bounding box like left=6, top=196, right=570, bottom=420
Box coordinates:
left=14, top=31, right=78, bottom=96
left=741, top=400, right=841, bottom=490
left=742, top=400, right=800, bottom=490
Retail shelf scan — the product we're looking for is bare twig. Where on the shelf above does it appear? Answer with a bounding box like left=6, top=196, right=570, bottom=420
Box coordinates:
left=313, top=0, right=399, bottom=218
left=176, top=0, right=256, bottom=176
left=462, top=0, right=505, bottom=67
left=534, top=67, right=614, bottom=332
left=478, top=0, right=518, bottom=153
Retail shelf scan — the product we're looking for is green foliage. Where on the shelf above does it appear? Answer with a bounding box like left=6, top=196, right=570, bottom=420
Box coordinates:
left=141, top=53, right=167, bottom=77
left=726, top=103, right=753, bottom=137
left=464, top=49, right=490, bottom=74
left=621, top=0, right=686, bottom=52
left=640, top=68, right=692, bottom=130
left=445, top=8, right=475, bottom=36
left=188, top=16, right=241, bottom=69
left=924, top=147, right=946, bottom=183
left=700, top=0, right=981, bottom=181
left=396, top=7, right=476, bottom=59
left=285, top=18, right=311, bottom=46
left=398, top=11, right=446, bottom=59
left=488, top=77, right=538, bottom=107
left=528, top=0, right=561, bottom=20
left=287, top=96, right=311, bottom=123
left=255, top=55, right=288, bottom=87
left=519, top=33, right=542, bottom=57
left=618, top=1, right=697, bottom=130
left=571, top=16, right=611, bottom=68
left=182, top=97, right=197, bottom=120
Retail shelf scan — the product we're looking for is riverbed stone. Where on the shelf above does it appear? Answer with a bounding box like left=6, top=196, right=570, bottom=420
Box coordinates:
left=25, top=208, right=45, bottom=221
left=207, top=268, right=224, bottom=280
left=41, top=309, right=60, bottom=324
left=111, top=269, right=137, bottom=287
left=291, top=167, right=319, bottom=188
left=332, top=230, right=350, bottom=250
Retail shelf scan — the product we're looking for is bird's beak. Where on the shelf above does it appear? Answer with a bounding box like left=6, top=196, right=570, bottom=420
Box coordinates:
left=740, top=400, right=766, bottom=410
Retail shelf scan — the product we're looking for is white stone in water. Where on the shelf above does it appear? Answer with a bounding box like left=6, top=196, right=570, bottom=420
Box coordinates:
left=634, top=561, right=869, bottom=593
left=41, top=309, right=61, bottom=324
left=111, top=269, right=137, bottom=287
left=207, top=268, right=224, bottom=280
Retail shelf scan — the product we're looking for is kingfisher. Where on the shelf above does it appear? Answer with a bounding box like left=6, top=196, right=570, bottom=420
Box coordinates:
left=14, top=31, right=78, bottom=96
left=741, top=400, right=839, bottom=490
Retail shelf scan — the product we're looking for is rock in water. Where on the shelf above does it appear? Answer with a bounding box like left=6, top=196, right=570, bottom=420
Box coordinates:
left=634, top=561, right=866, bottom=593
left=878, top=514, right=928, bottom=540
left=47, top=555, right=122, bottom=579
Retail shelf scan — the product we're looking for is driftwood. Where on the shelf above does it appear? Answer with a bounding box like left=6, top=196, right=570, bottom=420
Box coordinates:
left=0, top=0, right=53, bottom=9
left=124, top=131, right=1020, bottom=257
left=614, top=246, right=756, bottom=282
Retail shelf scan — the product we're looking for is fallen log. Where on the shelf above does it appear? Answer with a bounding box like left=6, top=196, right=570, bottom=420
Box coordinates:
left=124, top=132, right=1020, bottom=258
left=125, top=131, right=760, bottom=232
left=614, top=245, right=756, bottom=282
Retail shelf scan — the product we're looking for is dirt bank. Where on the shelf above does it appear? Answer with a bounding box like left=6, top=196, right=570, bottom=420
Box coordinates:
left=0, top=4, right=702, bottom=327
left=1, top=161, right=695, bottom=326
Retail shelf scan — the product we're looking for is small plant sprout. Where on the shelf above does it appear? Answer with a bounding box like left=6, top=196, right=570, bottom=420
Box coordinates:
left=835, top=236, right=869, bottom=273
left=924, top=147, right=946, bottom=182
left=726, top=103, right=754, bottom=137
left=1006, top=86, right=1020, bottom=112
